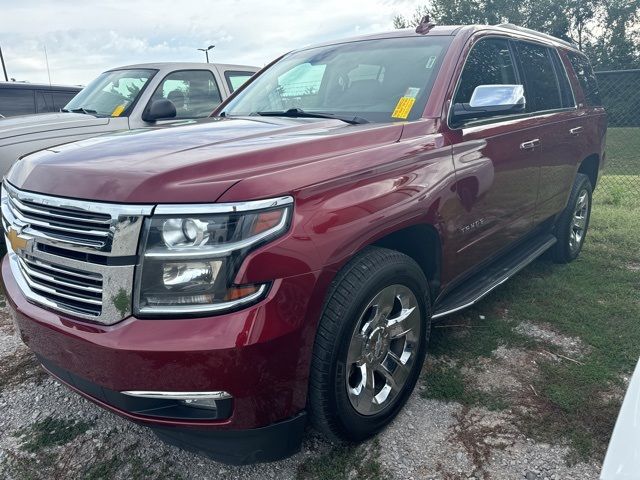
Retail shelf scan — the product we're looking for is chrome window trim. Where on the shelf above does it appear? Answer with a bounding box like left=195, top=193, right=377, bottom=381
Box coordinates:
left=154, top=196, right=293, bottom=215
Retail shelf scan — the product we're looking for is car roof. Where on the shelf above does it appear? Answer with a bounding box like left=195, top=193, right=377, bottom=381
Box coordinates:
left=0, top=82, right=82, bottom=91
left=108, top=62, right=260, bottom=72
left=295, top=24, right=579, bottom=53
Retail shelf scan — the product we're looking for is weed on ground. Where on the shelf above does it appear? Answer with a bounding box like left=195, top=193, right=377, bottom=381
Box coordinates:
left=422, top=179, right=640, bottom=462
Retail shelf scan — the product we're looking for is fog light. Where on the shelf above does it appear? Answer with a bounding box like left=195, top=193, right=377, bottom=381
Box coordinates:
left=179, top=398, right=219, bottom=410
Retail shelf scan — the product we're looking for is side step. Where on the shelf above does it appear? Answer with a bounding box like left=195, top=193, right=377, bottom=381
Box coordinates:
left=432, top=234, right=557, bottom=320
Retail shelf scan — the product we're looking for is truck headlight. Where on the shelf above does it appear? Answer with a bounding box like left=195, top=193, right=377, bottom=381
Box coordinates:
left=134, top=197, right=293, bottom=316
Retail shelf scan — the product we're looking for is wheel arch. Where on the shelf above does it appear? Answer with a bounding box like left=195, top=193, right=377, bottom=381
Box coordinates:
left=578, top=153, right=600, bottom=189
left=371, top=223, right=442, bottom=302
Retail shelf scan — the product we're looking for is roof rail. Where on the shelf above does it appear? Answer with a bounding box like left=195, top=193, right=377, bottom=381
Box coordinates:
left=497, top=23, right=578, bottom=49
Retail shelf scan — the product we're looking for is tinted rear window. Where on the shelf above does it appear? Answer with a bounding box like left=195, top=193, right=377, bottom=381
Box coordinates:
left=567, top=52, right=602, bottom=107
left=550, top=50, right=575, bottom=108
left=516, top=42, right=563, bottom=112
left=0, top=89, right=35, bottom=116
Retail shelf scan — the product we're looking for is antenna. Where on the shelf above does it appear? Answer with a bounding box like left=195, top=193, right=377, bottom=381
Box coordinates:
left=43, top=44, right=52, bottom=86
left=415, top=15, right=436, bottom=35
left=0, top=45, right=8, bottom=82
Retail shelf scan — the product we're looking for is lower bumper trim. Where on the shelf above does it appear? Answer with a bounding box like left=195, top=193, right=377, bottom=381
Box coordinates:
left=152, top=412, right=307, bottom=465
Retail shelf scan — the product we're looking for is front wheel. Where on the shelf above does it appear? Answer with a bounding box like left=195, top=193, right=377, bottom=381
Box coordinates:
left=552, top=173, right=593, bottom=263
left=308, top=247, right=430, bottom=442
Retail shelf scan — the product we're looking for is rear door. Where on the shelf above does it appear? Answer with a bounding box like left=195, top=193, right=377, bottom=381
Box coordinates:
left=514, top=41, right=581, bottom=223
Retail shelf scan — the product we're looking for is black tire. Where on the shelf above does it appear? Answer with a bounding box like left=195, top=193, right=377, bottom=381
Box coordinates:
left=308, top=246, right=431, bottom=442
left=552, top=173, right=593, bottom=264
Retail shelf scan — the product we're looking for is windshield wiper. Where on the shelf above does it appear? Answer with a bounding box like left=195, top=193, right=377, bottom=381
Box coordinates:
left=254, top=108, right=369, bottom=125
left=65, top=107, right=98, bottom=115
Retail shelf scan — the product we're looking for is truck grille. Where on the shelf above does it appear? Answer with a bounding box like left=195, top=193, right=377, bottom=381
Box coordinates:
left=17, top=254, right=103, bottom=317
left=2, top=182, right=153, bottom=325
left=5, top=193, right=112, bottom=248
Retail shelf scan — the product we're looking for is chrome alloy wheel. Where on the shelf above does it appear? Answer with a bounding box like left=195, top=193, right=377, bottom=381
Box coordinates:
left=569, top=189, right=589, bottom=254
left=345, top=284, right=421, bottom=416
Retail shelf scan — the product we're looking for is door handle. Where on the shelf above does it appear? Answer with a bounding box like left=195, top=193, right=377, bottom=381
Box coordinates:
left=520, top=139, right=540, bottom=151
left=570, top=126, right=584, bottom=136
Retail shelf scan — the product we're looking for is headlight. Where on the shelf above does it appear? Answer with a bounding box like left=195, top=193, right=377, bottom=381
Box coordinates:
left=134, top=196, right=293, bottom=316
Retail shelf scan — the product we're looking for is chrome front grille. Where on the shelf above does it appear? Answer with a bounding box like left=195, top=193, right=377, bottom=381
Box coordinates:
left=2, top=182, right=153, bottom=325
left=7, top=194, right=112, bottom=248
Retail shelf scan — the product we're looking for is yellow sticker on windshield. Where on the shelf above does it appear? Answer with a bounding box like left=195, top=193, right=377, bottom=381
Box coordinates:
left=111, top=104, right=125, bottom=117
left=391, top=97, right=416, bottom=119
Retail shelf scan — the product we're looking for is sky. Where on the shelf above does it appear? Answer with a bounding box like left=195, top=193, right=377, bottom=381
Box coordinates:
left=0, top=0, right=417, bottom=86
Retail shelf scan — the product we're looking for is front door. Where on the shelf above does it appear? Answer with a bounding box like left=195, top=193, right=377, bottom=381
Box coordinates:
left=443, top=36, right=542, bottom=279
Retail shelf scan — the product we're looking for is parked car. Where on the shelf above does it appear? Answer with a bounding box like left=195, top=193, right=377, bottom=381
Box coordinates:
left=1, top=21, right=606, bottom=465
left=601, top=359, right=640, bottom=480
left=0, top=82, right=82, bottom=117
left=0, top=62, right=258, bottom=176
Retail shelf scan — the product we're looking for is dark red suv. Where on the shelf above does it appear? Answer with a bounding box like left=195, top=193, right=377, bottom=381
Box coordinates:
left=1, top=22, right=606, bottom=464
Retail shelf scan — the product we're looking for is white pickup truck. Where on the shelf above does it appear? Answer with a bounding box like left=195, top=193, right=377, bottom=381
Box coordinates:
left=0, top=62, right=258, bottom=176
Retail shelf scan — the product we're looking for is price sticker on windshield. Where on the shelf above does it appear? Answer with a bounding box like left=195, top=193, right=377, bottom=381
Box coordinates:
left=111, top=104, right=125, bottom=117
left=391, top=87, right=420, bottom=120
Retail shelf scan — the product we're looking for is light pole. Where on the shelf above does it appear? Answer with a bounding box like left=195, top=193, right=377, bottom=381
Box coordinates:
left=197, top=45, right=215, bottom=63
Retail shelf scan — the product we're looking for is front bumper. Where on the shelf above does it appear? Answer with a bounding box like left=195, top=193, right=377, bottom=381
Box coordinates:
left=2, top=256, right=322, bottom=463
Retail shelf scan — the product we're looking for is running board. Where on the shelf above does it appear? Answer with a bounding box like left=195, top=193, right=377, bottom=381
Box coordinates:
left=431, top=234, right=557, bottom=319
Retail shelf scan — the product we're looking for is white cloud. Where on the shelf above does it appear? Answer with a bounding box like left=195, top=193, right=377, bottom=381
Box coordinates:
left=0, top=0, right=418, bottom=85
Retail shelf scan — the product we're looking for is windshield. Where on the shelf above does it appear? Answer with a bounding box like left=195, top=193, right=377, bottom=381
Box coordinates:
left=221, top=36, right=452, bottom=123
left=64, top=69, right=155, bottom=117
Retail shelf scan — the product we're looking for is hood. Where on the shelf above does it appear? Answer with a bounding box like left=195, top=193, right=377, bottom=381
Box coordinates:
left=0, top=112, right=112, bottom=141
left=7, top=116, right=404, bottom=203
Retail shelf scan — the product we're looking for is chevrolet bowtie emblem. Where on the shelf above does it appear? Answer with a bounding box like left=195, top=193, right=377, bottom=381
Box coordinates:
left=6, top=226, right=29, bottom=252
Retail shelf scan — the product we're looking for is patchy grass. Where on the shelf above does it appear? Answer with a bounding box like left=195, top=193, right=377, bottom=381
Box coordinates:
left=422, top=362, right=510, bottom=411
left=297, top=439, right=386, bottom=480
left=15, top=417, right=93, bottom=453
left=82, top=448, right=181, bottom=480
left=424, top=177, right=640, bottom=461
left=0, top=348, right=48, bottom=391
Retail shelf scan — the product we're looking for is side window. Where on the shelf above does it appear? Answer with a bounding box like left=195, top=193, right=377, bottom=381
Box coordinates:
left=52, top=91, right=77, bottom=111
left=549, top=50, right=575, bottom=108
left=0, top=89, right=35, bottom=116
left=567, top=53, right=602, bottom=106
left=150, top=70, right=223, bottom=119
left=516, top=42, right=563, bottom=112
left=35, top=91, right=55, bottom=113
left=454, top=38, right=517, bottom=105
left=224, top=71, right=255, bottom=92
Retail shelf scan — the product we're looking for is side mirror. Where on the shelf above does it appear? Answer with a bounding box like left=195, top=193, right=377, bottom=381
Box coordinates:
left=451, top=84, right=526, bottom=126
left=142, top=99, right=177, bottom=123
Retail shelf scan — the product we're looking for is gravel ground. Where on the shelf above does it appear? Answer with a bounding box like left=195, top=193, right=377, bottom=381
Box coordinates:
left=0, top=298, right=602, bottom=479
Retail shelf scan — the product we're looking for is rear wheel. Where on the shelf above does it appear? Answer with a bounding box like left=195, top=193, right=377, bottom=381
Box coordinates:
left=552, top=173, right=592, bottom=263
left=308, top=247, right=430, bottom=442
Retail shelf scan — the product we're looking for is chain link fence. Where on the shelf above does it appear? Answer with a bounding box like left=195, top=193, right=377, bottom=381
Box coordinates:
left=594, top=69, right=640, bottom=196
